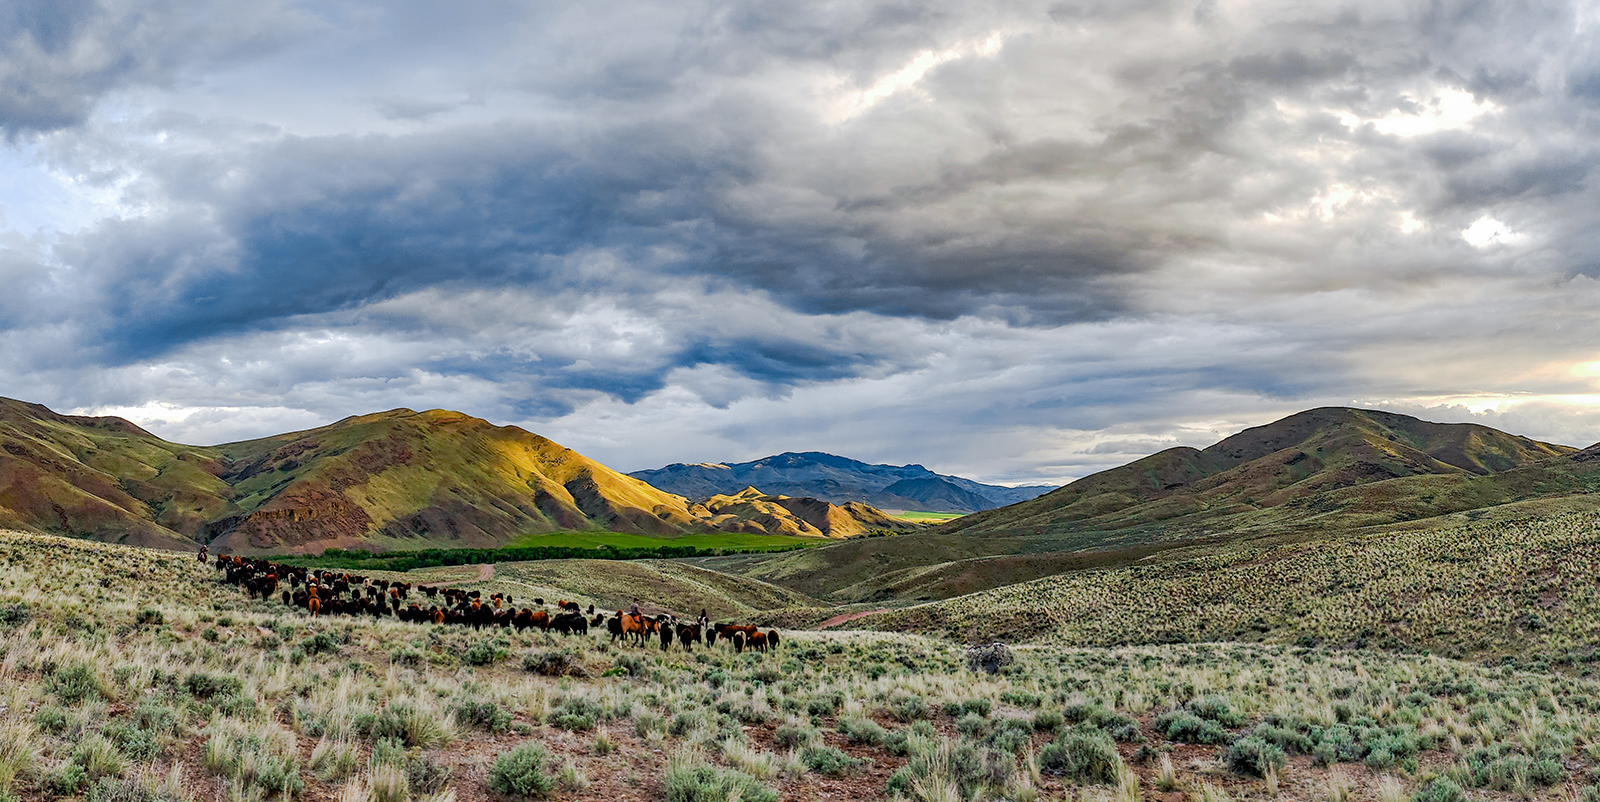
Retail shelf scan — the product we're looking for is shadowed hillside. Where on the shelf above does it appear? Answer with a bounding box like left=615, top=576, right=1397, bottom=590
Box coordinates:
left=0, top=398, right=234, bottom=549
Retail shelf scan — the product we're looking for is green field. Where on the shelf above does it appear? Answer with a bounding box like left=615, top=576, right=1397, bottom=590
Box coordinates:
left=891, top=511, right=966, bottom=522
left=502, top=530, right=823, bottom=551
left=276, top=529, right=825, bottom=572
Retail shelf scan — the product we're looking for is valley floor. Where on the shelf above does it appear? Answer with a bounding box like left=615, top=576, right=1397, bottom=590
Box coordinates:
left=3, top=531, right=1600, bottom=801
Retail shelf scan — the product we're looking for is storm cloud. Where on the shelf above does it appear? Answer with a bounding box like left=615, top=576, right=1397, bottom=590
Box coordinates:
left=3, top=0, right=1600, bottom=483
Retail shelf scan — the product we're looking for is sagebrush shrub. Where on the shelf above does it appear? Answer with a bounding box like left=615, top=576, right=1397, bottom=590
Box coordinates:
left=956, top=711, right=990, bottom=738
left=1155, top=711, right=1230, bottom=744
left=774, top=723, right=817, bottom=749
left=1188, top=695, right=1244, bottom=727
left=50, top=663, right=105, bottom=705
left=185, top=672, right=243, bottom=700
left=462, top=637, right=509, bottom=667
left=523, top=650, right=585, bottom=677
left=837, top=716, right=887, bottom=746
left=986, top=718, right=1034, bottom=754
left=454, top=698, right=513, bottom=733
left=297, top=632, right=340, bottom=657
left=1226, top=735, right=1286, bottom=777
left=887, top=737, right=1014, bottom=800
left=1038, top=729, right=1120, bottom=783
left=487, top=743, right=553, bottom=799
left=550, top=697, right=604, bottom=732
left=1412, top=778, right=1467, bottom=802
left=663, top=753, right=777, bottom=802
left=887, top=692, right=928, bottom=723
left=799, top=745, right=865, bottom=776
left=1251, top=724, right=1313, bottom=754
left=1032, top=709, right=1064, bottom=733
left=406, top=753, right=452, bottom=795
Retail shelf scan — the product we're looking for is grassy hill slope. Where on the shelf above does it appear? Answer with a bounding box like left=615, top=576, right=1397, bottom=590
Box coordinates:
left=849, top=501, right=1600, bottom=663
left=0, top=398, right=912, bottom=554
left=704, top=408, right=1599, bottom=605
left=206, top=408, right=720, bottom=553
left=943, top=407, right=1576, bottom=540
left=489, top=559, right=820, bottom=619
left=0, top=399, right=234, bottom=549
left=10, top=529, right=1600, bottom=801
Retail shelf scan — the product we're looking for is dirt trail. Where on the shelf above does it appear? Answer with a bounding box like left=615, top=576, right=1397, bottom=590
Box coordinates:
left=420, top=562, right=494, bottom=588
left=817, top=608, right=887, bottom=629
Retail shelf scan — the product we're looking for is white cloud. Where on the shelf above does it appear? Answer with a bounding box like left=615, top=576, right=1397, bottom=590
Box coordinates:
left=820, top=30, right=1010, bottom=123
left=1342, top=88, right=1499, bottom=138
left=1461, top=216, right=1526, bottom=249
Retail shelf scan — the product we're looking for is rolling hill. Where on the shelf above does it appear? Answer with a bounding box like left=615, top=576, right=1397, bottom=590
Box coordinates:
left=0, top=398, right=909, bottom=554
left=705, top=407, right=1599, bottom=604
left=629, top=451, right=1056, bottom=512
left=0, top=397, right=232, bottom=550
left=941, top=406, right=1578, bottom=539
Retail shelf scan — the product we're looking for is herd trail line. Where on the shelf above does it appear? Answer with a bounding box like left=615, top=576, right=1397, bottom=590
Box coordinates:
left=817, top=608, right=887, bottom=629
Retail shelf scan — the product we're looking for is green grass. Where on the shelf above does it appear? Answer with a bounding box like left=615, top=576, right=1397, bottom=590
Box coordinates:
left=277, top=531, right=823, bottom=571
left=891, top=511, right=966, bottom=522
left=502, top=531, right=823, bottom=551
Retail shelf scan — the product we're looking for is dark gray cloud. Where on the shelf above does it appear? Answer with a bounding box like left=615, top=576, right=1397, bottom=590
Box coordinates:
left=1, top=0, right=1599, bottom=482
left=0, top=0, right=312, bottom=135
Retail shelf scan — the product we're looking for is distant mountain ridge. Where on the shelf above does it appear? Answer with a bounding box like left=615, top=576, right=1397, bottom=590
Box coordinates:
left=0, top=398, right=913, bottom=554
left=628, top=452, right=1057, bottom=512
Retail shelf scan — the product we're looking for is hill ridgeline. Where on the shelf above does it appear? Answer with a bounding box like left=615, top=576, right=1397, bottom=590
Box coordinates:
left=0, top=399, right=915, bottom=554
left=630, top=451, right=1056, bottom=513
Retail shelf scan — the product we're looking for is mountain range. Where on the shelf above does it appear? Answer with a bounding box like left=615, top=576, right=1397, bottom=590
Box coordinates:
left=0, top=399, right=915, bottom=553
left=9, top=394, right=1600, bottom=584
left=629, top=452, right=1057, bottom=512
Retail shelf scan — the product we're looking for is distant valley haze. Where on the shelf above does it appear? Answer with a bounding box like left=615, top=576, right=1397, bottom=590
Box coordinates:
left=3, top=0, right=1600, bottom=484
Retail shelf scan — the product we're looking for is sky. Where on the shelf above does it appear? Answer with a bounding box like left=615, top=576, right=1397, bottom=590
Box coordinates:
left=3, top=0, right=1600, bottom=486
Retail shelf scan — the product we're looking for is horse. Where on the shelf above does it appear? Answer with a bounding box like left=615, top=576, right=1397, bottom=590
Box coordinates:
left=613, top=612, right=647, bottom=646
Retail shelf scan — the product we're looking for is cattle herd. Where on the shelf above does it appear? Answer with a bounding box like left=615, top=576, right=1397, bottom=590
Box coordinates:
left=210, top=551, right=782, bottom=654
